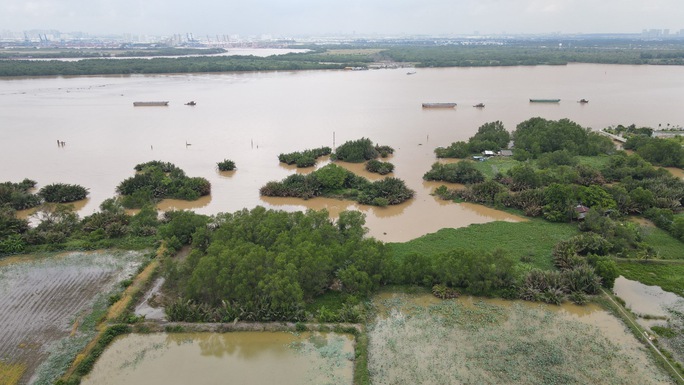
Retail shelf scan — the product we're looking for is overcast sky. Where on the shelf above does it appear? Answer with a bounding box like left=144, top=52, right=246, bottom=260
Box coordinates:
left=2, top=0, right=683, bottom=37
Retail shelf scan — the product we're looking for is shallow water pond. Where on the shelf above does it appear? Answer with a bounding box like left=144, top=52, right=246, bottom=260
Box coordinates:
left=81, top=332, right=354, bottom=385
left=613, top=276, right=683, bottom=319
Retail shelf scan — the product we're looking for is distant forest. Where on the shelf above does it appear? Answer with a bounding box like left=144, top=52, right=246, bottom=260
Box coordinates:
left=2, top=39, right=684, bottom=76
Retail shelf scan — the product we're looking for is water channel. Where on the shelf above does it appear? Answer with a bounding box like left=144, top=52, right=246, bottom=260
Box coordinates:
left=2, top=63, right=683, bottom=241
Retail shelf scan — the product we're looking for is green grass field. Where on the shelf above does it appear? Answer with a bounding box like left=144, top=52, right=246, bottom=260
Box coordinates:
left=389, top=219, right=579, bottom=272
left=641, top=226, right=684, bottom=260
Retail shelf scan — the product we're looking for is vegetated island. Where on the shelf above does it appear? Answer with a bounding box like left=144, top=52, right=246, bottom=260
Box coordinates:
left=278, top=147, right=331, bottom=168
left=262, top=138, right=410, bottom=206
left=217, top=159, right=237, bottom=171
left=116, top=161, right=211, bottom=209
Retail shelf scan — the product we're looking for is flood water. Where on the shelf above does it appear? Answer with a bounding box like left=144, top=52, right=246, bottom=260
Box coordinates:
left=613, top=276, right=683, bottom=319
left=80, top=332, right=354, bottom=385
left=2, top=63, right=684, bottom=241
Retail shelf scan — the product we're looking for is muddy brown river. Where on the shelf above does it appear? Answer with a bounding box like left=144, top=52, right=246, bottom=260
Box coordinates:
left=2, top=63, right=684, bottom=241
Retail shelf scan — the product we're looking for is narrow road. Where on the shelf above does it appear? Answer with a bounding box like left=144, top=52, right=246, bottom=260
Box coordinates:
left=601, top=288, right=684, bottom=384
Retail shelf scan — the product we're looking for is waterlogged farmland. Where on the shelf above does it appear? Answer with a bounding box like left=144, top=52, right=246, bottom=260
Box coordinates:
left=80, top=332, right=354, bottom=385
left=0, top=251, right=147, bottom=385
left=368, top=293, right=672, bottom=385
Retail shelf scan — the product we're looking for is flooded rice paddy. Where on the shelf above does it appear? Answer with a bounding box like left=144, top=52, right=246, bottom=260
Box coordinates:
left=2, top=63, right=684, bottom=241
left=368, top=292, right=673, bottom=385
left=80, top=332, right=354, bottom=385
left=0, top=251, right=146, bottom=385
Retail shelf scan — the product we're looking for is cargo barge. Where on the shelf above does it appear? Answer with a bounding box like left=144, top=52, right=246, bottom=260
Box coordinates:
left=133, top=101, right=169, bottom=107
left=529, top=99, right=560, bottom=103
left=422, top=103, right=457, bottom=108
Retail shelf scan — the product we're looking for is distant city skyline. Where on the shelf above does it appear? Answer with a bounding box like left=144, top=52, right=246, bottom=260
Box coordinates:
left=1, top=0, right=683, bottom=38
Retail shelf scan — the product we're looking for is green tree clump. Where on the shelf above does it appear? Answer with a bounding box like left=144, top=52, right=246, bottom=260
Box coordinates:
left=513, top=117, right=614, bottom=158
left=217, top=159, right=236, bottom=171
left=333, top=138, right=393, bottom=163
left=434, top=121, right=511, bottom=158
left=624, top=136, right=684, bottom=168
left=365, top=159, right=395, bottom=175
left=423, top=161, right=485, bottom=184
left=278, top=147, right=331, bottom=168
left=38, top=183, right=89, bottom=203
left=0, top=179, right=41, bottom=210
left=117, top=161, right=211, bottom=208
left=260, top=163, right=414, bottom=206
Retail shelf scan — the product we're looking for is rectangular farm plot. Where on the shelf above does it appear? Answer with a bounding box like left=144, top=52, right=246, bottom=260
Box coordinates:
left=80, top=332, right=354, bottom=385
left=0, top=251, right=146, bottom=385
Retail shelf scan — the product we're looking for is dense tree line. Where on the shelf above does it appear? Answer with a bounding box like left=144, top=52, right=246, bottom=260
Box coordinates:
left=260, top=163, right=414, bottom=206
left=117, top=161, right=211, bottom=208
left=381, top=45, right=684, bottom=67
left=0, top=54, right=359, bottom=77
left=5, top=41, right=684, bottom=77
left=0, top=47, right=226, bottom=59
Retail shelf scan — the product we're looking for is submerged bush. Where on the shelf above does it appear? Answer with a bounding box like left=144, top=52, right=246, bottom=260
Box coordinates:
left=278, top=146, right=331, bottom=167
left=217, top=159, right=236, bottom=171
left=333, top=138, right=392, bottom=163
left=365, top=159, right=395, bottom=175
left=38, top=183, right=88, bottom=203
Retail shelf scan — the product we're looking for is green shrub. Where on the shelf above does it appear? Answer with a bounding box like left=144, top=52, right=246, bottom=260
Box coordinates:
left=217, top=159, right=236, bottom=171
left=365, top=159, right=395, bottom=175
left=38, top=183, right=88, bottom=203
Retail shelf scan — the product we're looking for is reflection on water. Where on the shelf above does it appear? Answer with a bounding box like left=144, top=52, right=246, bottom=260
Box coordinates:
left=613, top=276, right=681, bottom=318
left=15, top=198, right=91, bottom=220
left=3, top=64, right=683, bottom=241
left=81, top=332, right=353, bottom=385
left=156, top=195, right=212, bottom=212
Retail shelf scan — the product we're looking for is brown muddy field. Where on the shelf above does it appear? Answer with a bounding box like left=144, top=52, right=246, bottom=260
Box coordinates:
left=0, top=251, right=145, bottom=385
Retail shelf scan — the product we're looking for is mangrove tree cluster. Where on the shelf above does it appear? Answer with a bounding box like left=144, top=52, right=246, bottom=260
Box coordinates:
left=116, top=161, right=211, bottom=208
left=278, top=146, right=331, bottom=168
left=260, top=163, right=414, bottom=206
left=332, top=138, right=394, bottom=163
left=164, top=207, right=388, bottom=321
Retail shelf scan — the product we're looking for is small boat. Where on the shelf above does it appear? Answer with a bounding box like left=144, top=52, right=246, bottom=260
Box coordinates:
left=579, top=99, right=589, bottom=104
left=473, top=103, right=485, bottom=108
left=422, top=103, right=457, bottom=108
left=529, top=99, right=560, bottom=103
left=185, top=101, right=197, bottom=106
left=133, top=101, right=169, bottom=107
left=406, top=71, right=416, bottom=75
